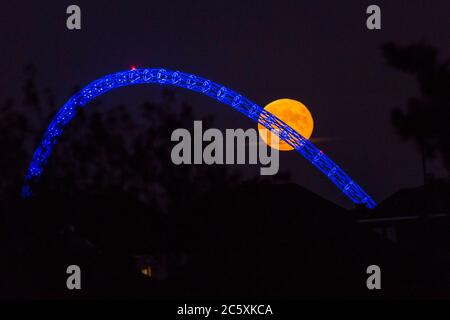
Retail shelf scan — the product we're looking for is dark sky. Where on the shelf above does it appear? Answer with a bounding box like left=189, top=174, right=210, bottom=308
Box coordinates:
left=1, top=0, right=449, bottom=207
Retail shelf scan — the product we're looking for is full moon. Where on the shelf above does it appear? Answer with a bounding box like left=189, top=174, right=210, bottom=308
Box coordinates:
left=258, top=98, right=314, bottom=151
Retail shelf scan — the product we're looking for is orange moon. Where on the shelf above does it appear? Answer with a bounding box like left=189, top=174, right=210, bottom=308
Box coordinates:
left=258, top=98, right=314, bottom=151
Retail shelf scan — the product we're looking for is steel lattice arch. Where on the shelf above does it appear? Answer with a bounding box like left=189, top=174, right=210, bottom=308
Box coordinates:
left=21, top=68, right=377, bottom=209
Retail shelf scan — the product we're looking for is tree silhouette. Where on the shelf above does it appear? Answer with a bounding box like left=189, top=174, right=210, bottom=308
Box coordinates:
left=0, top=65, right=253, bottom=210
left=382, top=43, right=450, bottom=175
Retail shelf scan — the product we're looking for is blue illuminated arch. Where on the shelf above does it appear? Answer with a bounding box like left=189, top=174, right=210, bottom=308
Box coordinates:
left=21, top=68, right=376, bottom=208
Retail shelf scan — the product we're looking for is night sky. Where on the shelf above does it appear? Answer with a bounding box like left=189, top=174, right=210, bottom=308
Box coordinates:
left=1, top=0, right=449, bottom=206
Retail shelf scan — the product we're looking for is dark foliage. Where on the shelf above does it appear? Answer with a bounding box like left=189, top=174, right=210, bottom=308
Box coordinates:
left=383, top=43, right=450, bottom=170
